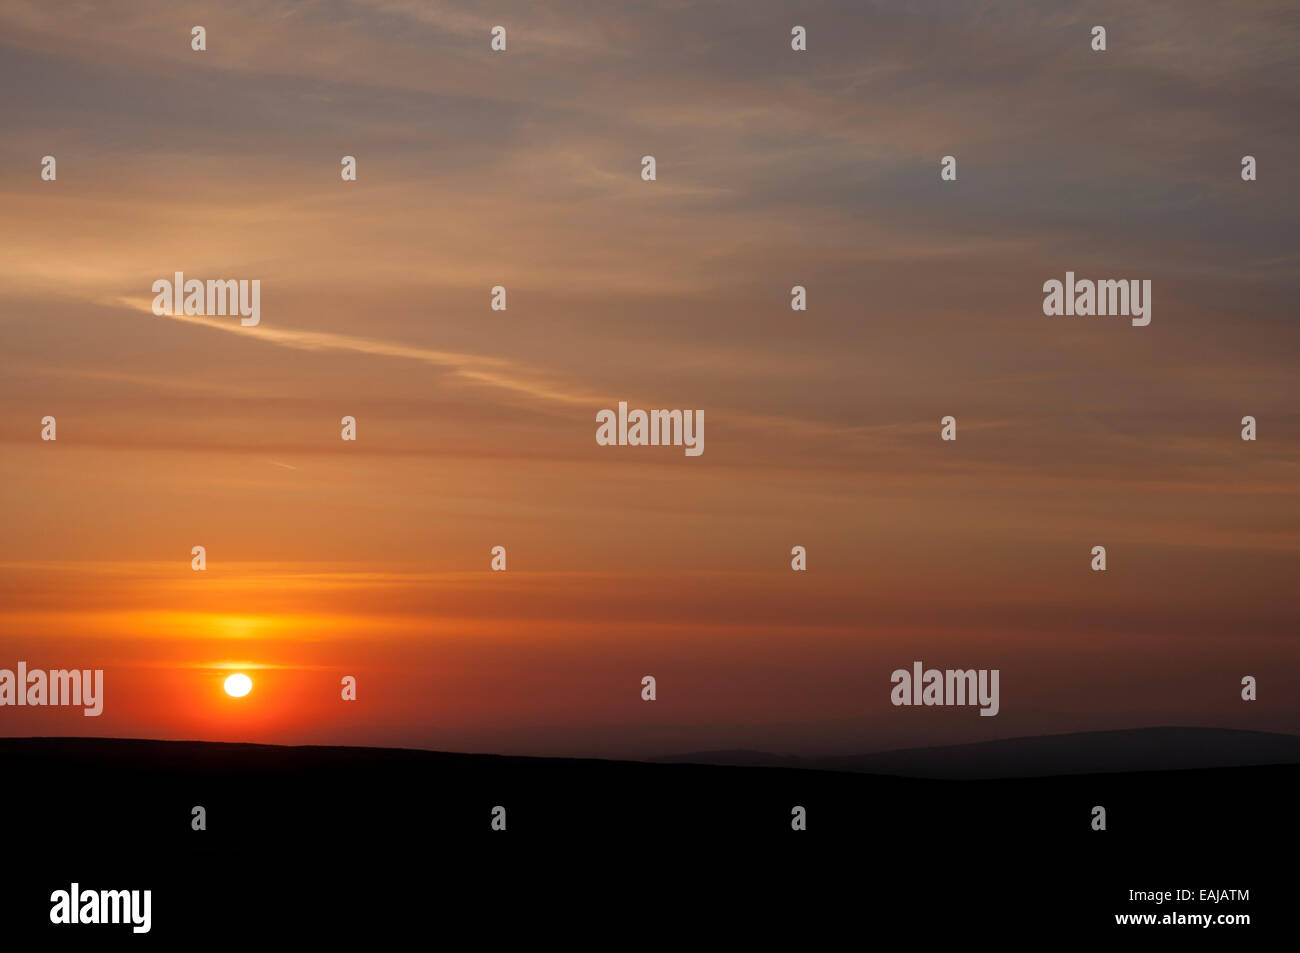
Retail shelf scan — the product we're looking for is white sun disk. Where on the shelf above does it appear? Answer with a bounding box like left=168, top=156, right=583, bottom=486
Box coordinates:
left=224, top=673, right=253, bottom=697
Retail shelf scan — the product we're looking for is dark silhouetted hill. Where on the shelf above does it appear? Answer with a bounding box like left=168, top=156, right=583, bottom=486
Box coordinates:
left=653, top=726, right=1300, bottom=778
left=1, top=730, right=1296, bottom=846
left=1, top=734, right=1294, bottom=941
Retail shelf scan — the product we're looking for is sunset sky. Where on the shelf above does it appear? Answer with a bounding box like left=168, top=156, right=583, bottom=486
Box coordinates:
left=1, top=0, right=1296, bottom=759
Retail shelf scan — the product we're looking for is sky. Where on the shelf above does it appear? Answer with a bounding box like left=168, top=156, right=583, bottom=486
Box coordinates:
left=0, top=0, right=1297, bottom=759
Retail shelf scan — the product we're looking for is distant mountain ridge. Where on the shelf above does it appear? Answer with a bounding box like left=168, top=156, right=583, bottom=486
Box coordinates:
left=652, top=726, right=1300, bottom=778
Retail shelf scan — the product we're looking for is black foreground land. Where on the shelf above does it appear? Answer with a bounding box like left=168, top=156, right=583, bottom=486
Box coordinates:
left=1, top=735, right=1292, bottom=942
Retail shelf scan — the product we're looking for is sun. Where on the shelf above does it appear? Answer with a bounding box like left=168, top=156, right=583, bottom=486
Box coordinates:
left=223, top=673, right=253, bottom=697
